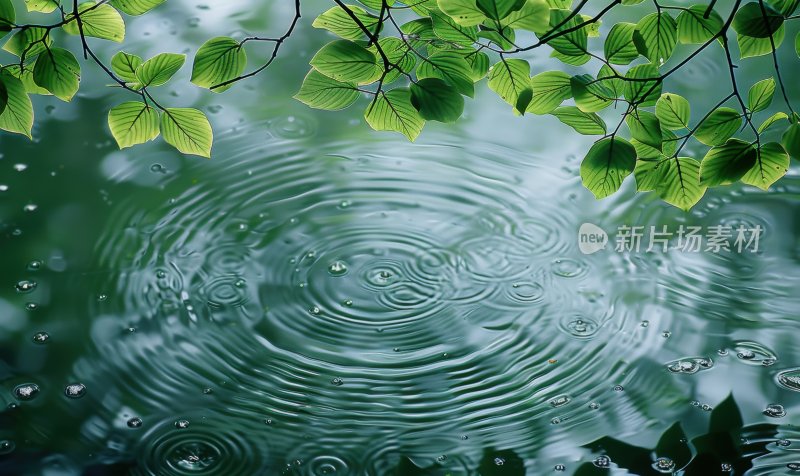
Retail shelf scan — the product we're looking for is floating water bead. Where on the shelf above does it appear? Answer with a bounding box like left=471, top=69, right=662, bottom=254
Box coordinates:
left=15, top=280, right=37, bottom=293
left=64, top=383, right=86, bottom=399
left=32, top=332, right=49, bottom=344
left=764, top=403, right=786, bottom=418
left=127, top=417, right=143, bottom=428
left=13, top=383, right=40, bottom=401
left=327, top=261, right=348, bottom=276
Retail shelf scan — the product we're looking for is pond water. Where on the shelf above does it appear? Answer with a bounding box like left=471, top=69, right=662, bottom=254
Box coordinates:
left=1, top=1, right=799, bottom=475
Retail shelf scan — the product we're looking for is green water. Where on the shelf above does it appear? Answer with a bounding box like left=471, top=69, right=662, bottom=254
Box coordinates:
left=1, top=1, right=800, bottom=475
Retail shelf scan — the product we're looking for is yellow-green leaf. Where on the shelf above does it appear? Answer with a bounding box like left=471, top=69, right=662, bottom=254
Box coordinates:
left=160, top=107, right=213, bottom=158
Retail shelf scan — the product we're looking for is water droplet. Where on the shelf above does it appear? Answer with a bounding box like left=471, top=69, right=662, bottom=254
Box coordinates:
left=640, top=320, right=649, bottom=327
left=0, top=184, right=7, bottom=192
left=343, top=299, right=353, bottom=306
left=28, top=260, right=42, bottom=270
left=589, top=402, right=600, bottom=410
left=787, top=462, right=800, bottom=471
left=14, top=163, right=27, bottom=172
left=666, top=357, right=713, bottom=374
left=718, top=349, right=728, bottom=356
left=202, top=387, right=213, bottom=394
left=15, top=280, right=37, bottom=293
left=174, top=419, right=190, bottom=429
left=0, top=440, right=14, bottom=455
left=25, top=302, right=37, bottom=311
left=550, top=395, right=571, bottom=407
left=554, top=464, right=566, bottom=472
left=64, top=383, right=86, bottom=399
left=777, top=439, right=791, bottom=447
left=328, top=260, right=349, bottom=276
left=764, top=403, right=786, bottom=418
left=436, top=455, right=447, bottom=462
left=310, top=306, right=321, bottom=315
left=338, top=200, right=351, bottom=209
left=331, top=377, right=343, bottom=386
left=701, top=404, right=713, bottom=411
left=156, top=269, right=167, bottom=279
left=593, top=456, right=611, bottom=468
left=653, top=457, right=675, bottom=473
left=721, top=462, right=732, bottom=472
left=661, top=331, right=672, bottom=338
left=13, top=383, right=40, bottom=401
left=777, top=368, right=800, bottom=392
left=494, top=457, right=505, bottom=466
left=97, top=294, right=108, bottom=302
left=613, top=385, right=624, bottom=392
left=23, top=203, right=38, bottom=212
left=265, top=418, right=273, bottom=425
left=150, top=163, right=167, bottom=174
left=127, top=417, right=143, bottom=428
left=550, top=417, right=561, bottom=424
left=32, top=332, right=49, bottom=344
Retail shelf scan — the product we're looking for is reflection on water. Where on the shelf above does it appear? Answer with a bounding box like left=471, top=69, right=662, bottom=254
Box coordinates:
left=1, top=0, right=800, bottom=473
left=1, top=114, right=799, bottom=473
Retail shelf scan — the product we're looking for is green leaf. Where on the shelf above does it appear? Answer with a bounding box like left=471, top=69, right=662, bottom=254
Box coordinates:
left=430, top=8, right=477, bottom=45
left=732, top=2, right=783, bottom=38
left=191, top=36, right=247, bottom=92
left=571, top=74, right=613, bottom=113
left=783, top=122, right=800, bottom=158
left=550, top=49, right=590, bottom=66
left=658, top=157, right=706, bottom=210
left=634, top=158, right=663, bottom=191
left=796, top=30, right=800, bottom=57
left=633, top=11, right=677, bottom=65
left=741, top=142, right=789, bottom=190
left=312, top=4, right=380, bottom=41
left=527, top=70, right=571, bottom=114
left=747, top=78, right=775, bottom=113
left=5, top=63, right=51, bottom=95
left=33, top=47, right=80, bottom=101
left=632, top=128, right=677, bottom=159
left=551, top=106, right=606, bottom=135
left=694, top=107, right=742, bottom=146
left=110, top=0, right=165, bottom=15
left=108, top=101, right=160, bottom=149
left=623, top=63, right=661, bottom=107
left=768, top=0, right=799, bottom=15
left=407, top=0, right=438, bottom=16
left=545, top=8, right=588, bottom=56
left=477, top=25, right=516, bottom=50
left=758, top=111, right=788, bottom=133
left=0, top=71, right=34, bottom=138
left=3, top=27, right=51, bottom=58
left=580, top=137, right=637, bottom=199
left=656, top=93, right=690, bottom=130
left=160, top=107, right=213, bottom=158
left=0, top=0, right=14, bottom=39
left=738, top=23, right=785, bottom=58
left=700, top=138, right=758, bottom=186
left=410, top=77, right=464, bottom=123
left=294, top=69, right=360, bottom=111
left=111, top=51, right=142, bottom=83
left=417, top=51, right=475, bottom=97
left=369, top=37, right=416, bottom=83
left=364, top=88, right=425, bottom=141
left=437, top=0, right=486, bottom=26
left=456, top=49, right=489, bottom=80
left=25, top=0, right=58, bottom=13
left=358, top=0, right=394, bottom=8
left=488, top=58, right=530, bottom=109
left=604, top=22, right=639, bottom=65
left=597, top=64, right=622, bottom=98
left=676, top=5, right=724, bottom=44
left=476, top=0, right=526, bottom=20
left=0, top=76, right=8, bottom=117
left=500, top=0, right=549, bottom=33
left=311, top=40, right=377, bottom=84
left=621, top=0, right=645, bottom=4
left=626, top=110, right=662, bottom=150
left=63, top=2, right=126, bottom=43
left=136, top=52, right=185, bottom=87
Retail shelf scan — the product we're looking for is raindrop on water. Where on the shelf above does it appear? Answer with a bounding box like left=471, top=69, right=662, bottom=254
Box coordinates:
left=550, top=395, right=571, bottom=407
left=64, top=383, right=86, bottom=399
left=787, top=462, right=800, bottom=471
left=613, top=385, right=624, bottom=392
left=28, top=260, right=42, bottom=270
left=32, top=332, right=49, bottom=344
left=554, top=464, right=566, bottom=472
left=23, top=203, right=38, bottom=212
left=13, top=383, right=40, bottom=401
left=127, top=417, right=143, bottom=428
left=15, top=280, right=37, bottom=293
left=589, top=402, right=600, bottom=410
left=331, top=377, right=343, bottom=386
left=593, top=456, right=611, bottom=468
left=764, top=403, right=786, bottom=418
left=174, top=419, right=190, bottom=429
left=0, top=440, right=14, bottom=455
left=327, top=261, right=348, bottom=276
left=652, top=457, right=675, bottom=473
left=777, top=439, right=792, bottom=447
left=721, top=462, right=732, bottom=472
